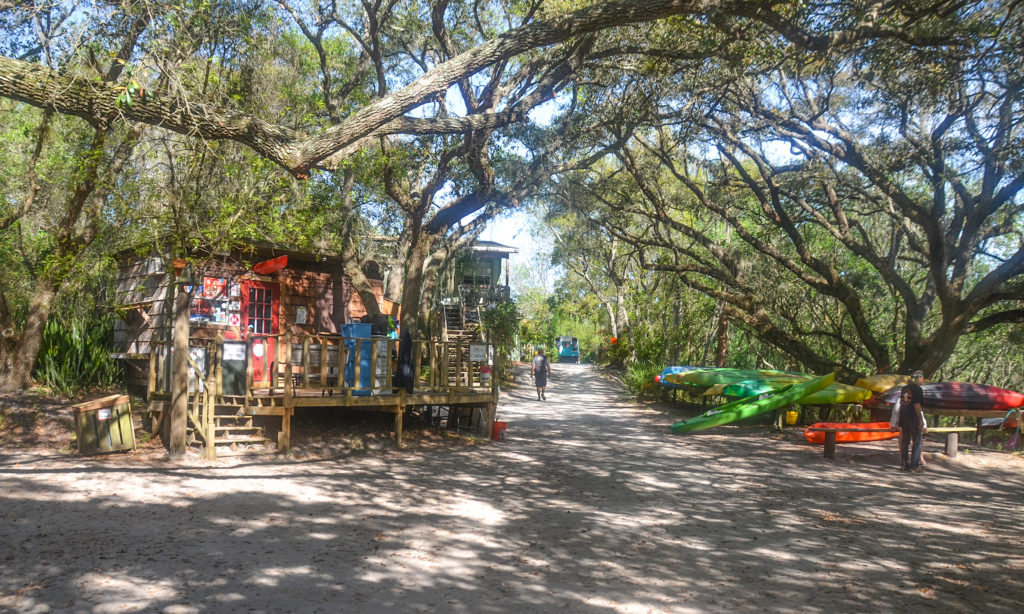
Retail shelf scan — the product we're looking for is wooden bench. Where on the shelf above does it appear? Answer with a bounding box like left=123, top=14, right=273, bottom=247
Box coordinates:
left=807, top=426, right=977, bottom=459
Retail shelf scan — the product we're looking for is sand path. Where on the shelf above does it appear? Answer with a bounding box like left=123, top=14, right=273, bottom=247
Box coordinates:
left=1, top=363, right=1023, bottom=613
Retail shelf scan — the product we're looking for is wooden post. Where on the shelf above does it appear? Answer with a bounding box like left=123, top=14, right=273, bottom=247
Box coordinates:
left=205, top=341, right=219, bottom=460
left=395, top=404, right=404, bottom=448
left=214, top=334, right=224, bottom=397
left=319, top=336, right=328, bottom=391
left=385, top=338, right=393, bottom=390
left=283, top=330, right=293, bottom=407
left=147, top=348, right=157, bottom=401
left=245, top=337, right=255, bottom=405
left=354, top=338, right=363, bottom=393
left=824, top=431, right=837, bottom=459
left=946, top=432, right=958, bottom=458
left=370, top=337, right=378, bottom=393
left=279, top=408, right=292, bottom=451
left=169, top=281, right=191, bottom=458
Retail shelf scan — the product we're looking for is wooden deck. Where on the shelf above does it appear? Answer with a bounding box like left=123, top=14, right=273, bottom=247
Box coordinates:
left=145, top=333, right=499, bottom=458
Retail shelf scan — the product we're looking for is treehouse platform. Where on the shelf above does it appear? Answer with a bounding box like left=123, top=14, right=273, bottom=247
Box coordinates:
left=144, top=332, right=498, bottom=459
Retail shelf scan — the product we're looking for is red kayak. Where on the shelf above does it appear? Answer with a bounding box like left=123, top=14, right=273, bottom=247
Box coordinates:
left=804, top=422, right=899, bottom=445
left=869, top=382, right=1024, bottom=412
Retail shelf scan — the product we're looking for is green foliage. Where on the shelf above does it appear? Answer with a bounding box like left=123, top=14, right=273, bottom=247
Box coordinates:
left=33, top=316, right=123, bottom=395
left=482, top=301, right=522, bottom=384
left=622, top=361, right=666, bottom=400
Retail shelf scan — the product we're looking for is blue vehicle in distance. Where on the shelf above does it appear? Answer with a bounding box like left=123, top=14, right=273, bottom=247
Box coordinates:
left=554, top=335, right=580, bottom=363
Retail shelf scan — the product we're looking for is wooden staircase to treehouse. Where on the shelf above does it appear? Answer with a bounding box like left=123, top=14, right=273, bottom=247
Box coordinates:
left=442, top=303, right=483, bottom=387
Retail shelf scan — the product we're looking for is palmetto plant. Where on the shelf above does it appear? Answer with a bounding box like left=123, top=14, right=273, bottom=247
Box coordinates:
left=34, top=317, right=122, bottom=394
left=623, top=360, right=666, bottom=401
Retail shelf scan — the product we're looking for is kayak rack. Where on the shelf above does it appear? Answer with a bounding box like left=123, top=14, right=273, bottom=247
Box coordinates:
left=807, top=426, right=977, bottom=459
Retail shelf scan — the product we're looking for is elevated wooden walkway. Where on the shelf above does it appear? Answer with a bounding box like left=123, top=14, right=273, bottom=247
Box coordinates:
left=145, top=332, right=499, bottom=458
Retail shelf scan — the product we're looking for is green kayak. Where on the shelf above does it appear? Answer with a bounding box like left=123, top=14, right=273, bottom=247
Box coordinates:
left=676, top=368, right=809, bottom=388
left=795, top=382, right=872, bottom=405
left=722, top=376, right=812, bottom=397
left=670, top=373, right=835, bottom=435
left=723, top=378, right=871, bottom=405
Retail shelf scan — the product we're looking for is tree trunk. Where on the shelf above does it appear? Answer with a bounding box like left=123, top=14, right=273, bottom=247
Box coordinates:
left=168, top=282, right=190, bottom=457
left=346, top=264, right=382, bottom=317
left=398, top=230, right=432, bottom=338
left=0, top=282, right=55, bottom=391
left=339, top=234, right=382, bottom=317
left=604, top=301, right=618, bottom=339
left=715, top=310, right=729, bottom=367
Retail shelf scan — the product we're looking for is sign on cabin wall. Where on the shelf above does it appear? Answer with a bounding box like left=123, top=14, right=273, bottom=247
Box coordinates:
left=470, top=343, right=492, bottom=363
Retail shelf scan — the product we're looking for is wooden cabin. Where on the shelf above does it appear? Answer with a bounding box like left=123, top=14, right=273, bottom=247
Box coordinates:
left=114, top=242, right=391, bottom=387
left=113, top=241, right=497, bottom=459
left=444, top=240, right=518, bottom=307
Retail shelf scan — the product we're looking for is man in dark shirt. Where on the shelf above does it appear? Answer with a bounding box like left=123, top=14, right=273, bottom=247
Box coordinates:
left=531, top=348, right=551, bottom=401
left=898, top=370, right=927, bottom=472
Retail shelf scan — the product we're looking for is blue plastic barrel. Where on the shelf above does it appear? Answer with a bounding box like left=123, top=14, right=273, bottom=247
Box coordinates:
left=341, top=322, right=373, bottom=394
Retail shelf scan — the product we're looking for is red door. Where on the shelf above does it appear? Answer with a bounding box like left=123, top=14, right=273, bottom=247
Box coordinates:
left=241, top=281, right=279, bottom=386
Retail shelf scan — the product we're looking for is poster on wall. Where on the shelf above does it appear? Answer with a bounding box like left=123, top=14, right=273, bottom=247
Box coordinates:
left=203, top=277, right=227, bottom=299
left=191, top=277, right=233, bottom=323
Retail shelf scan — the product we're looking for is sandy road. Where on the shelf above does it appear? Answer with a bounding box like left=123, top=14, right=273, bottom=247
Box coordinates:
left=1, top=363, right=1023, bottom=613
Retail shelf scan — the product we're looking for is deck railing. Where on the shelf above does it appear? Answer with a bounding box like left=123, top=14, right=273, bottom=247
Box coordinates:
left=148, top=332, right=496, bottom=400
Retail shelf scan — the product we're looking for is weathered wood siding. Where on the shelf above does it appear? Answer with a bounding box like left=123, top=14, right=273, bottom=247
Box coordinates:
left=113, top=256, right=170, bottom=355
left=347, top=279, right=398, bottom=319
left=278, top=267, right=347, bottom=334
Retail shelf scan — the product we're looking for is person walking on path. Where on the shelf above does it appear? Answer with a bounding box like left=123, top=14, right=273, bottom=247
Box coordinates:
left=898, top=370, right=928, bottom=472
left=531, top=348, right=551, bottom=401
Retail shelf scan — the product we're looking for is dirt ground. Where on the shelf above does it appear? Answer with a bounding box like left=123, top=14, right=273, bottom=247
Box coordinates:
left=2, top=365, right=1023, bottom=613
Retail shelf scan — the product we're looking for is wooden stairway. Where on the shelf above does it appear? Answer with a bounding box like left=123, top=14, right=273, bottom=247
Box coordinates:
left=188, top=398, right=278, bottom=457
left=441, top=304, right=481, bottom=387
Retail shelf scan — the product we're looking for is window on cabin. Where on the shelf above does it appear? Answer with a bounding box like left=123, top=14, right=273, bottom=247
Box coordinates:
left=462, top=260, right=493, bottom=286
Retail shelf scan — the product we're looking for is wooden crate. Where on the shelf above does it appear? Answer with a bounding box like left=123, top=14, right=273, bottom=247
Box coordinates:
left=73, top=394, right=137, bottom=455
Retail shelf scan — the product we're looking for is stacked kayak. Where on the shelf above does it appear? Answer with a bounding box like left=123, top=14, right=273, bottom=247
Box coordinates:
left=803, top=421, right=898, bottom=444
left=721, top=375, right=811, bottom=397
left=655, top=366, right=703, bottom=390
left=671, top=373, right=835, bottom=435
left=670, top=368, right=808, bottom=388
left=870, top=382, right=1024, bottom=411
left=720, top=378, right=871, bottom=405
left=854, top=374, right=913, bottom=393
left=666, top=368, right=812, bottom=396
left=796, top=383, right=873, bottom=405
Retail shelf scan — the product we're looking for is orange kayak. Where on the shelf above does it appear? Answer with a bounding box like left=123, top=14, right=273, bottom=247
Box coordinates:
left=804, top=422, right=898, bottom=445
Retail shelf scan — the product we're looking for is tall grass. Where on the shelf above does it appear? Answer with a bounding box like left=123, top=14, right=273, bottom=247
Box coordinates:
left=33, top=316, right=122, bottom=394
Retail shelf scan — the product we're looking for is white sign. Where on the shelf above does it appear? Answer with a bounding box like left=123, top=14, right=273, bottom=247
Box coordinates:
left=469, top=344, right=490, bottom=362
left=227, top=313, right=240, bottom=326
left=295, top=305, right=307, bottom=325
left=97, top=409, right=112, bottom=421
left=222, top=342, right=246, bottom=361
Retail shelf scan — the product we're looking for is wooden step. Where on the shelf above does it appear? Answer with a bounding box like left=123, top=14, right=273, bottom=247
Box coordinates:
left=215, top=445, right=279, bottom=457
left=214, top=436, right=272, bottom=445
left=213, top=426, right=264, bottom=432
